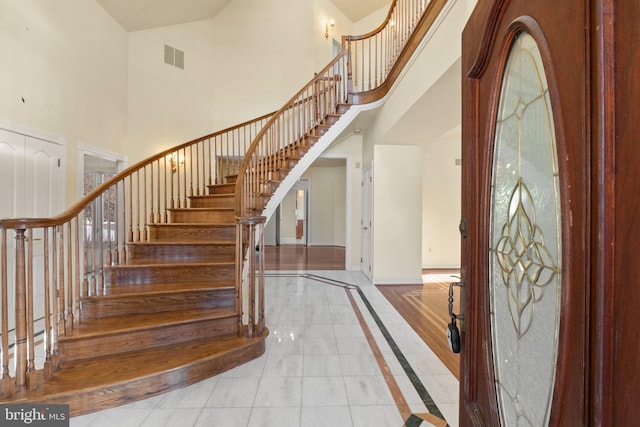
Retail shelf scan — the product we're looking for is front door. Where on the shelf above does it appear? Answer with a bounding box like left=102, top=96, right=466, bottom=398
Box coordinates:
left=460, top=1, right=587, bottom=426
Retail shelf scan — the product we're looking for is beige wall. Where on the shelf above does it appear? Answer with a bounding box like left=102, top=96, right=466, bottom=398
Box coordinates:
left=265, top=164, right=346, bottom=247
left=127, top=20, right=216, bottom=163
left=279, top=188, right=298, bottom=244
left=302, top=165, right=346, bottom=246
left=363, top=0, right=475, bottom=164
left=359, top=0, right=474, bottom=270
left=312, top=0, right=356, bottom=71
left=325, top=134, right=363, bottom=270
left=373, top=145, right=423, bottom=284
left=263, top=133, right=363, bottom=270
left=353, top=4, right=390, bottom=35
left=127, top=0, right=354, bottom=164
left=1, top=0, right=467, bottom=274
left=422, top=126, right=461, bottom=268
left=0, top=0, right=129, bottom=208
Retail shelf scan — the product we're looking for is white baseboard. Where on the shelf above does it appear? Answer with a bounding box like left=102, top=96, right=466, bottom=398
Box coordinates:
left=372, top=275, right=424, bottom=285
left=280, top=238, right=299, bottom=245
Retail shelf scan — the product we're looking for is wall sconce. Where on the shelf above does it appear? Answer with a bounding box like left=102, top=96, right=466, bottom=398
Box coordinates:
left=168, top=154, right=184, bottom=173
left=324, top=19, right=335, bottom=39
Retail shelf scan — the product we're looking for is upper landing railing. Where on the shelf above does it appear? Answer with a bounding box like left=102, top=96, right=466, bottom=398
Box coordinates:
left=0, top=0, right=447, bottom=396
left=235, top=0, right=446, bottom=216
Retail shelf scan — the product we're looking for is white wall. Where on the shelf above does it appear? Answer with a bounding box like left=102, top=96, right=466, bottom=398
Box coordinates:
left=373, top=145, right=423, bottom=284
left=0, top=0, right=129, bottom=208
left=422, top=126, right=461, bottom=268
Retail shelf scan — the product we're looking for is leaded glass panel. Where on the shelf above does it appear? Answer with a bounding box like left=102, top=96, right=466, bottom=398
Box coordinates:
left=489, top=32, right=562, bottom=427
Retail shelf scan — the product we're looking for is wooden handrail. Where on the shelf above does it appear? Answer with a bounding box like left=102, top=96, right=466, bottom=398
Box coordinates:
left=235, top=0, right=446, bottom=218
left=234, top=47, right=349, bottom=216
left=350, top=0, right=446, bottom=104
left=0, top=111, right=275, bottom=230
left=0, top=110, right=274, bottom=396
left=347, top=0, right=400, bottom=42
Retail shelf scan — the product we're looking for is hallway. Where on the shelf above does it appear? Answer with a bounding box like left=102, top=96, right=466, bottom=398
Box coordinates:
left=70, top=270, right=459, bottom=426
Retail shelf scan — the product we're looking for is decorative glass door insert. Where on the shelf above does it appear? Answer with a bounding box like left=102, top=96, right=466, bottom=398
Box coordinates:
left=489, top=32, right=562, bottom=426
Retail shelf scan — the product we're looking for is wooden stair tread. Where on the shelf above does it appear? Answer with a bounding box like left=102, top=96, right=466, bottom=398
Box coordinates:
left=150, top=222, right=236, bottom=227
left=62, top=308, right=237, bottom=339
left=127, top=241, right=234, bottom=246
left=167, top=207, right=233, bottom=212
left=55, top=333, right=264, bottom=386
left=105, top=261, right=234, bottom=269
left=6, top=330, right=268, bottom=413
left=93, top=281, right=234, bottom=296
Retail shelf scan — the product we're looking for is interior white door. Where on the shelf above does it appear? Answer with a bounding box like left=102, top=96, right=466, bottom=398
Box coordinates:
left=361, top=166, right=373, bottom=279
left=0, top=129, right=24, bottom=218
left=24, top=136, right=62, bottom=220
left=0, top=128, right=64, bottom=333
left=0, top=129, right=63, bottom=219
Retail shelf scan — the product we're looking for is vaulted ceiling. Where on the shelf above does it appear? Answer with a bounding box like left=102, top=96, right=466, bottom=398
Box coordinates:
left=96, top=0, right=390, bottom=32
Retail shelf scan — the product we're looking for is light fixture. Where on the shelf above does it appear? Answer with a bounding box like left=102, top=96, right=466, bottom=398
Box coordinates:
left=168, top=153, right=184, bottom=173
left=324, top=19, right=335, bottom=39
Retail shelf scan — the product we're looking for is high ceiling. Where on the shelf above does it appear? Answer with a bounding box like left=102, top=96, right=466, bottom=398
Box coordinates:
left=96, top=0, right=391, bottom=32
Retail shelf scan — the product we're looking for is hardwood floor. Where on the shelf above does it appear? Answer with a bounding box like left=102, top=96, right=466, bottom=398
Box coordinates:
left=377, top=270, right=461, bottom=380
left=264, top=244, right=345, bottom=270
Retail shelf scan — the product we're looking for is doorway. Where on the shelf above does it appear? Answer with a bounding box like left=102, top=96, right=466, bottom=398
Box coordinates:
left=294, top=179, right=310, bottom=245
left=82, top=153, right=122, bottom=242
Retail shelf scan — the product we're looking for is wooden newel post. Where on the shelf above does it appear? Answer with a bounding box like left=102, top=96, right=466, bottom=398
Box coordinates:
left=14, top=228, right=27, bottom=388
left=1, top=229, right=11, bottom=397
left=235, top=220, right=244, bottom=337
left=345, top=35, right=354, bottom=97
left=247, top=223, right=255, bottom=338
left=236, top=216, right=266, bottom=338
left=257, top=221, right=265, bottom=335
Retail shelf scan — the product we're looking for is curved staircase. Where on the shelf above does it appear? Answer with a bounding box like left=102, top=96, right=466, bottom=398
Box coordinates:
left=5, top=181, right=266, bottom=415
left=0, top=0, right=448, bottom=416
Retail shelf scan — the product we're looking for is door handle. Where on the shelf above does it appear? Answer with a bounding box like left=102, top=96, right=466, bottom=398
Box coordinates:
left=363, top=227, right=368, bottom=230
left=447, top=280, right=464, bottom=354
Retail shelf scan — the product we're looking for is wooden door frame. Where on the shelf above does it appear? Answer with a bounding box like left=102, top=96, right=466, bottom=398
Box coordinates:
left=76, top=143, right=127, bottom=200
left=0, top=120, right=68, bottom=217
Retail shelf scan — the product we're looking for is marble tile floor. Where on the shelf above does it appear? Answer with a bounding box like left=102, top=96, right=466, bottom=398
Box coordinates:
left=70, top=271, right=459, bottom=427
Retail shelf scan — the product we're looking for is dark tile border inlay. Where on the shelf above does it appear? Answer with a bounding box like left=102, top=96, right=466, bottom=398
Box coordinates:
left=266, top=273, right=449, bottom=425
left=405, top=414, right=425, bottom=426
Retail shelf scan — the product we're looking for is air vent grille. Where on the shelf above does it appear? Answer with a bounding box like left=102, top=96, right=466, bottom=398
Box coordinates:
left=164, top=44, right=184, bottom=69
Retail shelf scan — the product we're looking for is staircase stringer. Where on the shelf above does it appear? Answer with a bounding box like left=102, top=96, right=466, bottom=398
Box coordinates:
left=258, top=99, right=384, bottom=225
